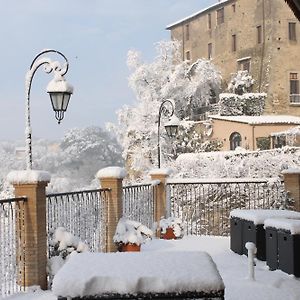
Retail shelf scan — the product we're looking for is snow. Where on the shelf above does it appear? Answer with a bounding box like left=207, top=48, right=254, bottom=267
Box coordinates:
left=210, top=115, right=300, bottom=125
left=113, top=218, right=153, bottom=246
left=230, top=209, right=300, bottom=225
left=264, top=218, right=300, bottom=234
left=271, top=125, right=300, bottom=136
left=4, top=235, right=300, bottom=300
left=167, top=177, right=272, bottom=184
left=281, top=168, right=300, bottom=174
left=96, top=166, right=126, bottom=179
left=52, top=251, right=224, bottom=297
left=46, top=77, right=73, bottom=93
left=7, top=170, right=51, bottom=184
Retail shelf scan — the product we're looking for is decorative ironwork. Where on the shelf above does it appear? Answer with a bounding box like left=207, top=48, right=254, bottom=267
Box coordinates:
left=123, top=184, right=156, bottom=228
left=0, top=197, right=27, bottom=297
left=167, top=179, right=291, bottom=236
left=46, top=189, right=110, bottom=253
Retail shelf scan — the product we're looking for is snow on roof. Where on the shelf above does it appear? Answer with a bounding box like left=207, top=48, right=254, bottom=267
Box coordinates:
left=166, top=0, right=230, bottom=29
left=264, top=218, right=300, bottom=234
left=96, top=167, right=126, bottom=179
left=210, top=115, right=300, bottom=125
left=230, top=209, right=300, bottom=225
left=7, top=170, right=51, bottom=184
left=52, top=251, right=224, bottom=298
left=271, top=125, right=300, bottom=136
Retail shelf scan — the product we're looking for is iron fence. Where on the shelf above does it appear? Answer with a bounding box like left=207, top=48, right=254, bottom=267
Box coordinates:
left=0, top=197, right=27, bottom=298
left=46, top=189, right=110, bottom=253
left=123, top=183, right=156, bottom=228
left=167, top=178, right=291, bottom=236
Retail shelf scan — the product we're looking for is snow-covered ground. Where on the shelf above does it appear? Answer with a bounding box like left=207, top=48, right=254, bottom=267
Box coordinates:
left=3, top=235, right=300, bottom=300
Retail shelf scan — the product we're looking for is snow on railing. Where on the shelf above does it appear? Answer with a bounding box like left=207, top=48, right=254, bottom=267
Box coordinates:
left=167, top=178, right=291, bottom=236
left=46, top=189, right=110, bottom=253
left=0, top=197, right=27, bottom=298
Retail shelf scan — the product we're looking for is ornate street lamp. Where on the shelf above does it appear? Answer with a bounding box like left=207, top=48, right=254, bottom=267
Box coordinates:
left=157, top=99, right=180, bottom=168
left=25, top=49, right=73, bottom=170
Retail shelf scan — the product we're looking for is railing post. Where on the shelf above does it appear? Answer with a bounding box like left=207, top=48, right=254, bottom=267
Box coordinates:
left=97, top=167, right=126, bottom=252
left=7, top=170, right=50, bottom=290
left=150, top=169, right=170, bottom=227
left=282, top=169, right=300, bottom=212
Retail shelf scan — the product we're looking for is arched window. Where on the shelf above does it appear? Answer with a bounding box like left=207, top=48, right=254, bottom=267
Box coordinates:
left=230, top=132, right=242, bottom=150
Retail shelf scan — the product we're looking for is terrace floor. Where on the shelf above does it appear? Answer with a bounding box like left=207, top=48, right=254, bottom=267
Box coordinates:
left=3, top=236, right=300, bottom=300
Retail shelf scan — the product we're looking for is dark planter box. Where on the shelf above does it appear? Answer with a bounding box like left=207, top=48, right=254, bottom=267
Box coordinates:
left=278, top=230, right=300, bottom=277
left=230, top=218, right=266, bottom=260
left=230, top=217, right=243, bottom=255
left=265, top=227, right=278, bottom=271
left=242, top=220, right=266, bottom=261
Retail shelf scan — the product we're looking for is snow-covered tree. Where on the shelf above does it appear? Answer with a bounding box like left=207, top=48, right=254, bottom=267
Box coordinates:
left=111, top=40, right=221, bottom=176
left=228, top=70, right=254, bottom=95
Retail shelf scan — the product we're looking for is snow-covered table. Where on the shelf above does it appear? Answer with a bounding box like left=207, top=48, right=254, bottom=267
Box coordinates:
left=230, top=209, right=300, bottom=260
left=53, top=251, right=225, bottom=299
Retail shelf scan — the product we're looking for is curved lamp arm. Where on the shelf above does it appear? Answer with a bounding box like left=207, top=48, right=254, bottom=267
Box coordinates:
left=25, top=49, right=70, bottom=170
left=157, top=99, right=176, bottom=168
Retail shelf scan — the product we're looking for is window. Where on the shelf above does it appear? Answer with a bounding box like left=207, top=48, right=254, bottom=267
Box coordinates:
left=290, top=72, right=300, bottom=103
left=185, top=51, right=191, bottom=61
left=232, top=4, right=236, bottom=12
left=185, top=24, right=190, bottom=41
left=238, top=58, right=251, bottom=72
left=208, top=13, right=212, bottom=29
left=256, top=137, right=270, bottom=150
left=230, top=132, right=241, bottom=150
left=217, top=8, right=224, bottom=25
left=289, top=22, right=296, bottom=41
left=272, top=136, right=286, bottom=148
left=257, top=25, right=262, bottom=44
left=232, top=34, right=237, bottom=52
left=208, top=43, right=212, bottom=59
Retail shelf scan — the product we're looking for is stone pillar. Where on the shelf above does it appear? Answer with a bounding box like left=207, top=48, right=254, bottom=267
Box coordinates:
left=282, top=169, right=300, bottom=212
left=150, top=169, right=170, bottom=226
left=7, top=170, right=50, bottom=290
left=97, top=167, right=126, bottom=252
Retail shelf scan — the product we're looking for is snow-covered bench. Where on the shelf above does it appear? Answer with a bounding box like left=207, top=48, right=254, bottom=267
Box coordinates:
left=53, top=251, right=225, bottom=300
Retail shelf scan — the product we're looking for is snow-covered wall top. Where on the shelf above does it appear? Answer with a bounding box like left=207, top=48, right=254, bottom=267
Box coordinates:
left=281, top=168, right=300, bottom=174
left=210, top=115, right=300, bottom=125
left=7, top=170, right=51, bottom=184
left=264, top=218, right=300, bottom=234
left=149, top=168, right=173, bottom=176
left=96, top=166, right=126, bottom=179
left=166, top=0, right=229, bottom=29
left=230, top=209, right=300, bottom=225
left=52, top=251, right=224, bottom=297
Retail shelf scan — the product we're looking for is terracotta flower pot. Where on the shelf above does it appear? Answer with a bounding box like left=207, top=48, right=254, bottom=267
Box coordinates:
left=161, top=227, right=177, bottom=240
left=120, top=243, right=141, bottom=252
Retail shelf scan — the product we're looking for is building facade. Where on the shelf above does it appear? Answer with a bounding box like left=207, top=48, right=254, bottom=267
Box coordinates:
left=167, top=0, right=300, bottom=117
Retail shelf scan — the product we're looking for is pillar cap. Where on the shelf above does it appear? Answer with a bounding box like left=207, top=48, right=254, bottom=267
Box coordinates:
left=96, top=166, right=126, bottom=179
left=7, top=170, right=51, bottom=184
left=282, top=168, right=300, bottom=175
left=149, top=168, right=173, bottom=176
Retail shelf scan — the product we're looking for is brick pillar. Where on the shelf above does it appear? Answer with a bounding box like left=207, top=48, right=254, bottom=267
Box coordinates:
left=97, top=167, right=126, bottom=252
left=7, top=170, right=50, bottom=290
left=150, top=169, right=170, bottom=227
left=282, top=169, right=300, bottom=212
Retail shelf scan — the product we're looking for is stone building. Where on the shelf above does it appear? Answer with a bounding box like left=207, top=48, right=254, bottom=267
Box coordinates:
left=166, top=0, right=300, bottom=117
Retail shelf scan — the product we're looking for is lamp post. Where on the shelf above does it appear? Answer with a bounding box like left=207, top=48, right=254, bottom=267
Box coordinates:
left=157, top=99, right=179, bottom=168
left=25, top=49, right=73, bottom=170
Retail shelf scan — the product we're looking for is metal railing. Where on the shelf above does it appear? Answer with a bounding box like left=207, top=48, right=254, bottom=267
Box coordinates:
left=290, top=94, right=300, bottom=104
left=167, top=178, right=291, bottom=236
left=123, top=183, right=156, bottom=228
left=46, top=189, right=110, bottom=253
left=0, top=197, right=27, bottom=298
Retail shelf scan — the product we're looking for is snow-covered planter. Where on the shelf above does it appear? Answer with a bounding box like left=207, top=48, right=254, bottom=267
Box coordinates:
left=219, top=93, right=243, bottom=116
left=159, top=217, right=185, bottom=240
left=242, top=93, right=266, bottom=116
left=113, top=218, right=153, bottom=252
left=48, top=227, right=89, bottom=277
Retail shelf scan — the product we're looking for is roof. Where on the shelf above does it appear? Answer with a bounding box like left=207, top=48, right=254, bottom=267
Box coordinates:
left=166, top=0, right=232, bottom=29
left=210, top=115, right=300, bottom=125
left=285, top=0, right=300, bottom=21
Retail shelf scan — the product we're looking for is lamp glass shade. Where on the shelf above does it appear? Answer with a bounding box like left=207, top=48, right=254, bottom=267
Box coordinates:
left=165, top=124, right=178, bottom=137
left=48, top=91, right=72, bottom=124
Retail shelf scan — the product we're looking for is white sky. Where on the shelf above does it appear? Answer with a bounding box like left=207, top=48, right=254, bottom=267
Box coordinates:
left=0, top=0, right=216, bottom=141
